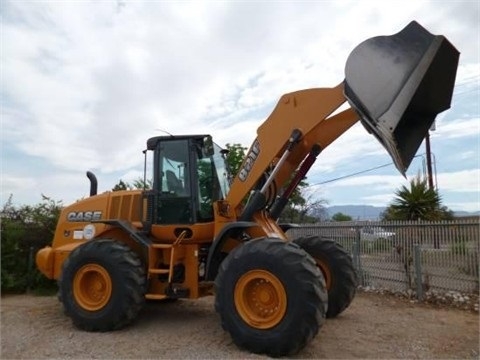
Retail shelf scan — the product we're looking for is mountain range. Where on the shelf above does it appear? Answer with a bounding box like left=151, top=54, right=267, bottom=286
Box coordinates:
left=325, top=205, right=480, bottom=220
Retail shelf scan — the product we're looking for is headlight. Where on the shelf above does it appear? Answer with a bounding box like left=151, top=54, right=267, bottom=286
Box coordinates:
left=83, top=224, right=96, bottom=240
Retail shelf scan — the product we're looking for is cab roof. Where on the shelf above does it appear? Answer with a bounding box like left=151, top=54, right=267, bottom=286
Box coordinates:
left=146, top=134, right=210, bottom=150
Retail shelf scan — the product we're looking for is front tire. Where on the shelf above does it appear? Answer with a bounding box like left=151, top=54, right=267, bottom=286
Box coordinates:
left=293, top=236, right=357, bottom=318
left=215, top=239, right=327, bottom=357
left=58, top=239, right=146, bottom=331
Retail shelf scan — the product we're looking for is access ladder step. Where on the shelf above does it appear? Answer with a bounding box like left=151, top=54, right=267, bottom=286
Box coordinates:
left=148, top=268, right=170, bottom=275
left=145, top=294, right=168, bottom=300
left=151, top=243, right=173, bottom=249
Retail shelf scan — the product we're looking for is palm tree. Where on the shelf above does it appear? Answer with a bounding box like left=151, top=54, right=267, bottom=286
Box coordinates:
left=383, top=175, right=452, bottom=221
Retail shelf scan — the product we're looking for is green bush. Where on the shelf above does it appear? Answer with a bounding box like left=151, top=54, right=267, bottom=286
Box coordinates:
left=1, top=196, right=61, bottom=293
left=1, top=220, right=28, bottom=291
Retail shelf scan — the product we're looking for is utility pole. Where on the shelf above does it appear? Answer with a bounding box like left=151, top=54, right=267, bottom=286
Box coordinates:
left=425, top=130, right=434, bottom=190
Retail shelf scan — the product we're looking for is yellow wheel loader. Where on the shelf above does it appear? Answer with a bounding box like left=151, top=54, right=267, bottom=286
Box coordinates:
left=36, top=21, right=459, bottom=356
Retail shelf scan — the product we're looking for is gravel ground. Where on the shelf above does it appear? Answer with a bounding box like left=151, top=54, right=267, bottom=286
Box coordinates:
left=1, top=291, right=478, bottom=359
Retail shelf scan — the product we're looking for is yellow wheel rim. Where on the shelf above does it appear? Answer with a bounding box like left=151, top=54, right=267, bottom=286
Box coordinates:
left=234, top=270, right=287, bottom=329
left=316, top=259, right=332, bottom=290
left=73, top=264, right=112, bottom=311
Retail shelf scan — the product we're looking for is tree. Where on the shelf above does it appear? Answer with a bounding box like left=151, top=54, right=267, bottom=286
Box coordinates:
left=112, top=180, right=129, bottom=191
left=332, top=212, right=352, bottom=221
left=381, top=175, right=453, bottom=270
left=112, top=178, right=152, bottom=191
left=279, top=191, right=328, bottom=223
left=381, top=175, right=453, bottom=221
left=1, top=195, right=60, bottom=292
left=131, top=178, right=153, bottom=190
left=225, top=143, right=247, bottom=179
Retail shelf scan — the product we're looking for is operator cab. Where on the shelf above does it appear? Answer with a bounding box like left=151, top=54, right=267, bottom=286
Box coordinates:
left=145, top=135, right=230, bottom=225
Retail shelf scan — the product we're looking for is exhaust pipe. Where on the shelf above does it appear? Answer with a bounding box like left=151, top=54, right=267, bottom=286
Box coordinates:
left=344, top=21, right=459, bottom=175
left=86, top=171, right=98, bottom=196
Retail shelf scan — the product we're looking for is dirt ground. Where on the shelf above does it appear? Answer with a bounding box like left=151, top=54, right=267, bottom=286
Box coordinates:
left=1, top=291, right=478, bottom=359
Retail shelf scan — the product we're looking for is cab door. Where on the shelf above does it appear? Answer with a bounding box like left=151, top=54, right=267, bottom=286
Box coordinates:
left=155, top=139, right=194, bottom=225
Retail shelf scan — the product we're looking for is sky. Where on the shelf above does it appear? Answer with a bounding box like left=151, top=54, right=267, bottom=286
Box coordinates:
left=1, top=0, right=479, bottom=213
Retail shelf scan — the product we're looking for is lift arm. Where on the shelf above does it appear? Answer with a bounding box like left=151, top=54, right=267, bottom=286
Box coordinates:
left=227, top=83, right=358, bottom=214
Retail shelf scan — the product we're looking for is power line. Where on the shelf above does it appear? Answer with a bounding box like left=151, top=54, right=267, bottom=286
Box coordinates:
left=309, top=163, right=393, bottom=186
left=307, top=154, right=425, bottom=188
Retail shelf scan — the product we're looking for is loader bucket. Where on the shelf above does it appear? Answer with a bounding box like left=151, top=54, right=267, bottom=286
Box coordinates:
left=344, top=21, right=459, bottom=174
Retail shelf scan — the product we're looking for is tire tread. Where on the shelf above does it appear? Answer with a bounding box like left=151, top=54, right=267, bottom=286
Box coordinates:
left=294, top=236, right=357, bottom=318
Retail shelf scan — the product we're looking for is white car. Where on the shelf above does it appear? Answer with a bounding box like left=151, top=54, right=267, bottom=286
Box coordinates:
left=360, top=227, right=396, bottom=241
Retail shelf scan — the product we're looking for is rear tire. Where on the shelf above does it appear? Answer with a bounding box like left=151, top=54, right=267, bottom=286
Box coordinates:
left=58, top=239, right=146, bottom=331
left=293, top=236, right=357, bottom=318
left=215, top=238, right=327, bottom=357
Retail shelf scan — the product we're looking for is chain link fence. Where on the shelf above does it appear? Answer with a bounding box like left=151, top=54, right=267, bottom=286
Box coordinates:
left=288, top=219, right=480, bottom=297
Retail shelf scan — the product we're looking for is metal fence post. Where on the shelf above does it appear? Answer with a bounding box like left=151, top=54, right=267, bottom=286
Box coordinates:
left=414, top=245, right=423, bottom=300
left=352, top=239, right=358, bottom=280
left=353, top=229, right=363, bottom=286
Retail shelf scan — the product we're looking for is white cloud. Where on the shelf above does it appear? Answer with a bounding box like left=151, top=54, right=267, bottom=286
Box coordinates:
left=457, top=150, right=478, bottom=161
left=2, top=0, right=479, bottom=211
left=360, top=194, right=396, bottom=207
left=437, top=169, right=480, bottom=192
left=433, top=118, right=480, bottom=139
left=1, top=172, right=88, bottom=205
left=1, top=176, right=37, bottom=201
